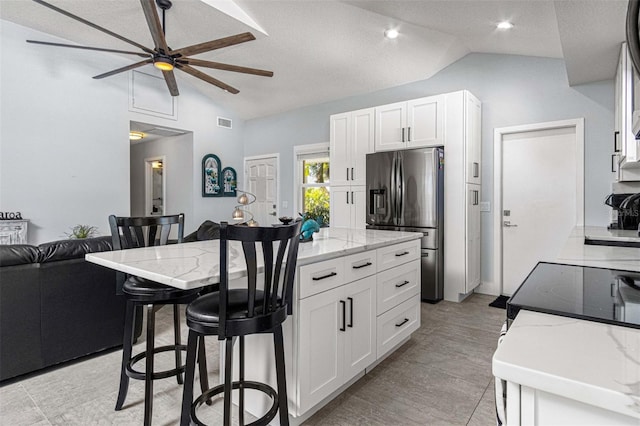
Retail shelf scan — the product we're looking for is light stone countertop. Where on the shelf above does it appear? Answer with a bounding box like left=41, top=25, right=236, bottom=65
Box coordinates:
left=554, top=226, right=640, bottom=272
left=583, top=225, right=640, bottom=242
left=493, top=225, right=640, bottom=419
left=493, top=310, right=640, bottom=420
left=86, top=227, right=422, bottom=290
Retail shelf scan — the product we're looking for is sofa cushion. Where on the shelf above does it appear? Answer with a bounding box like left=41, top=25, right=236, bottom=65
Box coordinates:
left=38, top=236, right=112, bottom=263
left=0, top=245, right=40, bottom=266
left=184, top=220, right=220, bottom=242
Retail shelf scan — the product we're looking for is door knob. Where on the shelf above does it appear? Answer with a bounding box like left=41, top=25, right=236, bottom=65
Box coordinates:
left=503, top=221, right=518, bottom=227
left=269, top=212, right=277, bottom=216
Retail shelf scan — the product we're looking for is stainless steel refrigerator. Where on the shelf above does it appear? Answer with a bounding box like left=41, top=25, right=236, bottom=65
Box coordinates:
left=366, top=147, right=444, bottom=302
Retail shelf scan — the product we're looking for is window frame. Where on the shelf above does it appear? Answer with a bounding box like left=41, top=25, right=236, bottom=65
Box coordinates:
left=293, top=143, right=330, bottom=220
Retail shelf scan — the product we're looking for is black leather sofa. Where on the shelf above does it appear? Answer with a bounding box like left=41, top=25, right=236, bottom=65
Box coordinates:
left=0, top=236, right=124, bottom=382
left=0, top=221, right=221, bottom=382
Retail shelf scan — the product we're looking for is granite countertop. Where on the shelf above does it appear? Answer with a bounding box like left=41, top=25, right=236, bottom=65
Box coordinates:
left=493, top=310, right=640, bottom=420
left=86, top=228, right=422, bottom=290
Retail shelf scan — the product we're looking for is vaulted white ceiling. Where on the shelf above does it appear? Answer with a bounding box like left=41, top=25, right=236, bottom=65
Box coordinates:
left=0, top=0, right=629, bottom=119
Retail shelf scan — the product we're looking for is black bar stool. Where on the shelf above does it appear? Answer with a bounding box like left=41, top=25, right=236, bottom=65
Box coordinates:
left=180, top=220, right=302, bottom=426
left=109, top=214, right=210, bottom=426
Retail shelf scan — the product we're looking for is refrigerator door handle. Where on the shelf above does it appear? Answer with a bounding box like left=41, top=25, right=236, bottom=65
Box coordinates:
left=391, top=153, right=397, bottom=224
left=398, top=154, right=404, bottom=223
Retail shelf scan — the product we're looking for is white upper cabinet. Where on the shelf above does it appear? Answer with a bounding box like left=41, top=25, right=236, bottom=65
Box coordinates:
left=465, top=94, right=482, bottom=184
left=374, top=95, right=444, bottom=151
left=618, top=42, right=640, bottom=170
left=330, top=108, right=374, bottom=187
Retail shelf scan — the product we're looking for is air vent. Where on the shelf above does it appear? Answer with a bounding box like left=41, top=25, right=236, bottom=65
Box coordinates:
left=217, top=117, right=233, bottom=129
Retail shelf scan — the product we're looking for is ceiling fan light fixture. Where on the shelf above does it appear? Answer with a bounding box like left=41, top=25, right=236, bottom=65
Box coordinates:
left=153, top=56, right=175, bottom=71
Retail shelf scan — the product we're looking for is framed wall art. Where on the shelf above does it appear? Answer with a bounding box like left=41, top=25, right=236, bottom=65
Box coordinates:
left=221, top=167, right=237, bottom=197
left=202, top=154, right=222, bottom=197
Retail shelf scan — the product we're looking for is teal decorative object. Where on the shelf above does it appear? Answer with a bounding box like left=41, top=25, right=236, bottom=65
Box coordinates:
left=300, top=219, right=320, bottom=242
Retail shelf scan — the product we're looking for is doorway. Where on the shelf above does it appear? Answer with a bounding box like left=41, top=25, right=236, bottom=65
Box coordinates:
left=493, top=119, right=584, bottom=296
left=145, top=156, right=166, bottom=216
left=244, top=154, right=279, bottom=226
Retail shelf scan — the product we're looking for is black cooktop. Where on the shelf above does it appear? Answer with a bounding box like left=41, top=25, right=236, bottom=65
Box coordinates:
left=507, top=262, right=640, bottom=329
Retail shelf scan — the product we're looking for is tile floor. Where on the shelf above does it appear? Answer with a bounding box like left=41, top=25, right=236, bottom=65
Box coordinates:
left=0, top=293, right=505, bottom=425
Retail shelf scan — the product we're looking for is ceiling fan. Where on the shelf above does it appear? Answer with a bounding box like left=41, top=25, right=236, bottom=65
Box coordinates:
left=26, top=0, right=273, bottom=96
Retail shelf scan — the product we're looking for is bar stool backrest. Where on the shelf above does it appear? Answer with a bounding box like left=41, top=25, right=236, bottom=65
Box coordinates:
left=218, top=220, right=302, bottom=339
left=109, top=214, right=185, bottom=250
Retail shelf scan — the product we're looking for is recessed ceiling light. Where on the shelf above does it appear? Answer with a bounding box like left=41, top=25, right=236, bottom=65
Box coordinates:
left=497, top=21, right=514, bottom=30
left=384, top=29, right=399, bottom=39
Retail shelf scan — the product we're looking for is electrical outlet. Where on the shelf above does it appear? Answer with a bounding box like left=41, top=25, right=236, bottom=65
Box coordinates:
left=480, top=201, right=490, bottom=212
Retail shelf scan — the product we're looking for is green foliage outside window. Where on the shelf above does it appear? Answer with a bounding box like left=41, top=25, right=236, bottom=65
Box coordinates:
left=303, top=187, right=330, bottom=226
left=302, top=158, right=330, bottom=226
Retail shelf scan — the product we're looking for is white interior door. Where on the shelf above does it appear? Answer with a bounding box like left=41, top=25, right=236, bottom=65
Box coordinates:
left=245, top=155, right=278, bottom=226
left=501, top=126, right=579, bottom=295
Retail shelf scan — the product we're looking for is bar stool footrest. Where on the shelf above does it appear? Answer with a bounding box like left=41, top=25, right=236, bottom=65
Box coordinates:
left=192, top=380, right=279, bottom=426
left=126, top=344, right=188, bottom=381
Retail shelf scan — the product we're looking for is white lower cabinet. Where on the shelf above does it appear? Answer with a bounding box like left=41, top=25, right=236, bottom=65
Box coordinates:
left=507, top=384, right=639, bottom=425
left=298, top=276, right=376, bottom=414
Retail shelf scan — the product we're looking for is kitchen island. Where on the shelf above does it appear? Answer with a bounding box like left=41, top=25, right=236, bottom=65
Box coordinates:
left=87, top=227, right=423, bottom=424
left=493, top=226, right=640, bottom=425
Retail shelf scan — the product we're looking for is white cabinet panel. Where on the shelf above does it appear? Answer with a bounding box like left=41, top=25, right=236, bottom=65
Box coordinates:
left=343, top=250, right=377, bottom=283
left=375, top=101, right=405, bottom=151
left=376, top=239, right=420, bottom=272
left=376, top=293, right=420, bottom=358
left=298, top=257, right=345, bottom=299
left=330, top=113, right=351, bottom=186
left=330, top=186, right=366, bottom=230
left=406, top=95, right=445, bottom=148
left=466, top=184, right=481, bottom=293
left=343, top=278, right=377, bottom=382
left=298, top=285, right=344, bottom=414
left=377, top=259, right=420, bottom=315
left=465, top=94, right=482, bottom=184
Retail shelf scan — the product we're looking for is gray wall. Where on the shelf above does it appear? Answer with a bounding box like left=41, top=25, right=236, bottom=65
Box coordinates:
left=130, top=133, right=194, bottom=222
left=1, top=20, right=246, bottom=243
left=244, top=52, right=615, bottom=291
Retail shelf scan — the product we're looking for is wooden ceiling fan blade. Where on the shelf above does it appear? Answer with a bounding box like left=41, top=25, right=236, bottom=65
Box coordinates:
left=176, top=64, right=239, bottom=94
left=170, top=33, right=256, bottom=58
left=32, top=0, right=154, bottom=55
left=26, top=40, right=150, bottom=57
left=139, top=0, right=170, bottom=53
left=162, top=70, right=179, bottom=96
left=179, top=58, right=273, bottom=77
left=93, top=59, right=153, bottom=79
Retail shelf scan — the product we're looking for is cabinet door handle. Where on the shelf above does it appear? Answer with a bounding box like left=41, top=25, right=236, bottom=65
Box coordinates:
left=346, top=191, right=349, bottom=204
left=312, top=271, right=337, bottom=281
left=408, top=126, right=411, bottom=142
left=473, top=162, right=479, bottom=178
left=346, top=167, right=350, bottom=181
left=395, top=318, right=409, bottom=327
left=347, top=297, right=353, bottom=328
left=340, top=300, right=346, bottom=331
left=395, top=280, right=410, bottom=288
left=351, top=167, right=354, bottom=181
left=352, top=261, right=372, bottom=269
left=612, top=154, right=618, bottom=173
left=351, top=191, right=354, bottom=204
left=402, top=127, right=405, bottom=143
left=614, top=131, right=621, bottom=153
left=395, top=251, right=410, bottom=257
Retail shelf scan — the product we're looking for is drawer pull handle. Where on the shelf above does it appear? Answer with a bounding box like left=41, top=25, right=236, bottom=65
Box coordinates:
left=395, top=318, right=409, bottom=327
left=352, top=262, right=372, bottom=270
left=340, top=300, right=346, bottom=332
left=312, top=272, right=337, bottom=281
left=395, top=280, right=410, bottom=288
left=395, top=251, right=410, bottom=257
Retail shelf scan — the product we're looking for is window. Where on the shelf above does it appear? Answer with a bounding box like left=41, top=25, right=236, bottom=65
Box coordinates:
left=295, top=143, right=330, bottom=226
